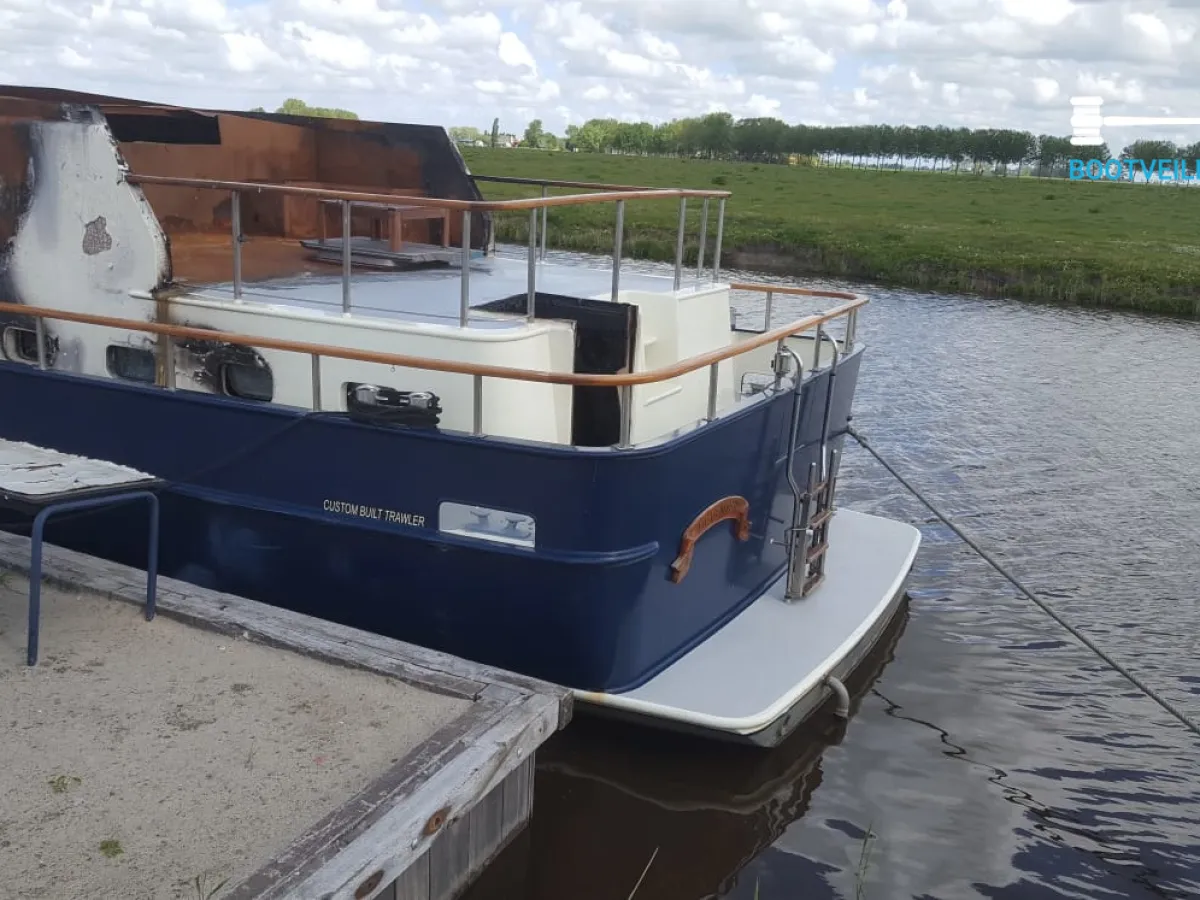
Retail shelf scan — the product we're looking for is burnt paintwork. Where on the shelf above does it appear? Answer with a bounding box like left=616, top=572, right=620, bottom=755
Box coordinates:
left=0, top=113, right=46, bottom=357
left=0, top=117, right=34, bottom=309
left=172, top=321, right=275, bottom=397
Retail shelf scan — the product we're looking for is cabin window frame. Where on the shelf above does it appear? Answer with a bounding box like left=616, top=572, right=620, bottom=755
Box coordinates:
left=220, top=361, right=274, bottom=402
left=105, top=344, right=158, bottom=384
left=1, top=326, right=42, bottom=365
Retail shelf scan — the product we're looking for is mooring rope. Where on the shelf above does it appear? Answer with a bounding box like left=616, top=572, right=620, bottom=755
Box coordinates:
left=845, top=425, right=1200, bottom=740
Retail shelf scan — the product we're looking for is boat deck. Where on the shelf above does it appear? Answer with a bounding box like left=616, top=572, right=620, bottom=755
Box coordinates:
left=576, top=508, right=922, bottom=746
left=0, top=526, right=571, bottom=900
left=169, top=233, right=707, bottom=329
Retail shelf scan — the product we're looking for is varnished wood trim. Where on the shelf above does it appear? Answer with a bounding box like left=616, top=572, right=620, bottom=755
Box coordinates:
left=0, top=294, right=864, bottom=389
left=125, top=173, right=731, bottom=212
left=730, top=281, right=861, bottom=301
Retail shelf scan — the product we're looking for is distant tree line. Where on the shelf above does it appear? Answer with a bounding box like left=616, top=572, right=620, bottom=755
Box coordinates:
left=256, top=101, right=1200, bottom=177
left=248, top=98, right=358, bottom=119
left=449, top=119, right=560, bottom=150
left=543, top=113, right=1200, bottom=176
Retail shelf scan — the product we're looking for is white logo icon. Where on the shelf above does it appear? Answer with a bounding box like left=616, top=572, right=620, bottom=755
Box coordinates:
left=1070, top=97, right=1200, bottom=146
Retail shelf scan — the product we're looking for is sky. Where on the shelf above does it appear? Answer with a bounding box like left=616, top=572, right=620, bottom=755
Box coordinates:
left=1, top=0, right=1198, bottom=152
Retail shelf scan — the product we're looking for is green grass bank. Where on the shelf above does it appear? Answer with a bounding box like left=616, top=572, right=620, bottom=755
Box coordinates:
left=460, top=148, right=1200, bottom=316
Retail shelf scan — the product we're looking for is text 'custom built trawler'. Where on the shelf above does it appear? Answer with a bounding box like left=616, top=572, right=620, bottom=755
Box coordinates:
left=0, top=86, right=920, bottom=747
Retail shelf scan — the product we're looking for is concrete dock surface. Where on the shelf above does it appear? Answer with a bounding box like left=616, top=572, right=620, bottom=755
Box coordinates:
left=0, top=532, right=571, bottom=900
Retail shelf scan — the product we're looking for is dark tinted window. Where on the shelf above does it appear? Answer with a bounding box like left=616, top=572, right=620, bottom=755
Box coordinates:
left=3, top=326, right=39, bottom=363
left=106, top=345, right=157, bottom=383
left=222, top=363, right=273, bottom=401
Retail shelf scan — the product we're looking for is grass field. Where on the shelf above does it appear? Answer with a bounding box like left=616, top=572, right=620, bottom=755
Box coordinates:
left=460, top=148, right=1200, bottom=315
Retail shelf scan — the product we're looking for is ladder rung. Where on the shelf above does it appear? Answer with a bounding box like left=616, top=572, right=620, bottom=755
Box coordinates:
left=806, top=542, right=828, bottom=562
left=810, top=508, right=833, bottom=528
left=802, top=572, right=825, bottom=595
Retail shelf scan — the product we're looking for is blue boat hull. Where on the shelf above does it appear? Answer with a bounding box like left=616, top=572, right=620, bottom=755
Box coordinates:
left=0, top=350, right=862, bottom=692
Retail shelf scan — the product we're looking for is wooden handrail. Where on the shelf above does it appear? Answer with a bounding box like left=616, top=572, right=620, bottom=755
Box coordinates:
left=730, top=282, right=860, bottom=301
left=0, top=292, right=865, bottom=388
left=472, top=174, right=659, bottom=193
left=125, top=174, right=731, bottom=213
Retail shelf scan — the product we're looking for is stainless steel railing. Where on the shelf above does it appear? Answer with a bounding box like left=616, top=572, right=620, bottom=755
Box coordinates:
left=127, top=174, right=731, bottom=331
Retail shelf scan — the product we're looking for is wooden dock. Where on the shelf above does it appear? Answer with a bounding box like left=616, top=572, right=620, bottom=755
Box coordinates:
left=0, top=527, right=572, bottom=900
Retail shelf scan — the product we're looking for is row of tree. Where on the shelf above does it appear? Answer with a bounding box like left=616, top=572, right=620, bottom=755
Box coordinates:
left=249, top=102, right=1197, bottom=175
left=248, top=98, right=359, bottom=119
left=490, top=112, right=1200, bottom=175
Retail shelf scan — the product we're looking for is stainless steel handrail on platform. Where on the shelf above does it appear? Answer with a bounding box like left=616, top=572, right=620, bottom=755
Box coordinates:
left=125, top=173, right=732, bottom=327
left=470, top=174, right=728, bottom=288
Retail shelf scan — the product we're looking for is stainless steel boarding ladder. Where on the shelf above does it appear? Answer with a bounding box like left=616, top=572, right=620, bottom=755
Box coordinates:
left=782, top=326, right=841, bottom=600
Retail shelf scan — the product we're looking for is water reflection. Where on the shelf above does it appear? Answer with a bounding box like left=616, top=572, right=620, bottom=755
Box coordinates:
left=471, top=248, right=1200, bottom=899
left=463, top=604, right=911, bottom=900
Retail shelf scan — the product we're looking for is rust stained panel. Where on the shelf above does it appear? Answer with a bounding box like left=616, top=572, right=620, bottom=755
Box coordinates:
left=0, top=121, right=34, bottom=318
left=0, top=124, right=32, bottom=251
left=121, top=114, right=319, bottom=236
left=166, top=233, right=333, bottom=285
left=314, top=129, right=424, bottom=187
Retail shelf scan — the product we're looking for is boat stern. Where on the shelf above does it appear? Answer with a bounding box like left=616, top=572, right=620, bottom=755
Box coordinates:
left=574, top=507, right=922, bottom=747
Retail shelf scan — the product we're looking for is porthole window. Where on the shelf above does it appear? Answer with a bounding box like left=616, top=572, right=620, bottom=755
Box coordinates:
left=106, top=345, right=157, bottom=383
left=222, top=362, right=273, bottom=402
left=2, top=326, right=40, bottom=364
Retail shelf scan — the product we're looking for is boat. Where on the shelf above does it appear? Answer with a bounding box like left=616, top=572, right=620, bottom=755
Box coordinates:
left=0, top=85, right=921, bottom=747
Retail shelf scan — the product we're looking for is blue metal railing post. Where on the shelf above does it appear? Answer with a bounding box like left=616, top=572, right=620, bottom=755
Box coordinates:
left=26, top=490, right=160, bottom=665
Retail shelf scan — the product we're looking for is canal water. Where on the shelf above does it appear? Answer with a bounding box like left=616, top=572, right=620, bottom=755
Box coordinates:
left=464, top=250, right=1200, bottom=900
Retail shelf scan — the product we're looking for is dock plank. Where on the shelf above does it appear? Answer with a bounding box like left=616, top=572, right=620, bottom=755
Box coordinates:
left=0, top=439, right=158, bottom=498
left=250, top=691, right=557, bottom=900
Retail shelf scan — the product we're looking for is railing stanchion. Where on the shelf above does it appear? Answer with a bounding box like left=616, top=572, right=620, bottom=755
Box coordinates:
left=34, top=319, right=46, bottom=370
left=611, top=200, right=625, bottom=303
left=813, top=324, right=822, bottom=371
left=618, top=385, right=632, bottom=448
left=231, top=191, right=243, bottom=300
left=673, top=198, right=687, bottom=290
left=764, top=290, right=774, bottom=330
left=539, top=185, right=548, bottom=260
left=706, top=362, right=719, bottom=421
left=460, top=211, right=472, bottom=327
left=473, top=374, right=483, bottom=435
left=527, top=207, right=537, bottom=322
left=341, top=200, right=352, bottom=315
left=163, top=336, right=175, bottom=391
left=696, top=198, right=709, bottom=280
left=773, top=338, right=787, bottom=391
left=846, top=309, right=857, bottom=352
left=712, top=198, right=726, bottom=282
left=311, top=354, right=321, bottom=411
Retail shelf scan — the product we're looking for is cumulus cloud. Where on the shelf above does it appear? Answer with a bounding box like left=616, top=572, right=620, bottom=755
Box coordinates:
left=0, top=0, right=1195, bottom=150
